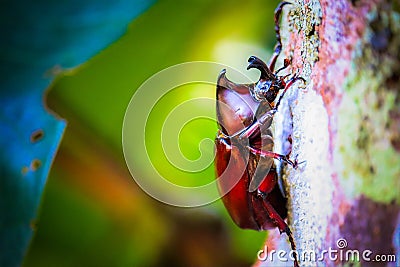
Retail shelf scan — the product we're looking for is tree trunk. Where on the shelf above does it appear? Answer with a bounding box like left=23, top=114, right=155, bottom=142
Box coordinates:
left=257, top=0, right=400, bottom=266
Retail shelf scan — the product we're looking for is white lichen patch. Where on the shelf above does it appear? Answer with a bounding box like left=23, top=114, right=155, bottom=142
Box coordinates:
left=274, top=82, right=333, bottom=266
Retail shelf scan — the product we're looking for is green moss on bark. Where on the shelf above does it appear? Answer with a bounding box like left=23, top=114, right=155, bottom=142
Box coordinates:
left=337, top=9, right=400, bottom=204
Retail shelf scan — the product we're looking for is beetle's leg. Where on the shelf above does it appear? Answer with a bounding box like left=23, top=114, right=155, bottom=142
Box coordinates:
left=268, top=1, right=291, bottom=72
left=247, top=146, right=298, bottom=168
left=275, top=58, right=290, bottom=75
left=256, top=191, right=299, bottom=267
left=274, top=75, right=306, bottom=111
left=221, top=76, right=304, bottom=141
left=236, top=76, right=304, bottom=140
left=237, top=110, right=276, bottom=139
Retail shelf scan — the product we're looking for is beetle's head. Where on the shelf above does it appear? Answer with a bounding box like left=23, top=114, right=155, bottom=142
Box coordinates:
left=247, top=56, right=284, bottom=103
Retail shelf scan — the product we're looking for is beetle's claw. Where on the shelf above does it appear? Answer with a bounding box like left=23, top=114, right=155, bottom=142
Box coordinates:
left=283, top=154, right=302, bottom=169
left=288, top=154, right=307, bottom=169
left=282, top=154, right=296, bottom=169
left=292, top=159, right=298, bottom=169
left=291, top=73, right=306, bottom=84
left=297, top=76, right=306, bottom=83
left=298, top=159, right=307, bottom=168
left=283, top=58, right=291, bottom=67
left=277, top=224, right=291, bottom=236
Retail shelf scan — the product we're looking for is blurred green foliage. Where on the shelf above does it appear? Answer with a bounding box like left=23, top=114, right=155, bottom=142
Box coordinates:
left=23, top=0, right=282, bottom=266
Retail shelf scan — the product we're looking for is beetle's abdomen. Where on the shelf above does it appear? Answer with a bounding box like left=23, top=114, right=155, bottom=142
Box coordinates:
left=215, top=137, right=287, bottom=231
left=215, top=138, right=259, bottom=229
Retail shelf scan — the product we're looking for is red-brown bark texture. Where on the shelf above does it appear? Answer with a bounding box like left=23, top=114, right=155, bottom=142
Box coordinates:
left=256, top=0, right=400, bottom=266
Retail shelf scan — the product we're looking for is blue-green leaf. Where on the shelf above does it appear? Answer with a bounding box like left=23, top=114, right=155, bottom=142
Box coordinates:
left=0, top=92, right=66, bottom=267
left=0, top=0, right=154, bottom=266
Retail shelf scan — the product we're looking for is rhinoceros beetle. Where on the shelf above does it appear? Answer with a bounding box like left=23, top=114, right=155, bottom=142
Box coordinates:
left=215, top=2, right=304, bottom=266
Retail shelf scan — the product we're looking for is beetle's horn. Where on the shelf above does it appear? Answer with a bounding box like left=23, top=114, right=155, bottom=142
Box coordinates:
left=217, top=69, right=228, bottom=88
left=217, top=69, right=241, bottom=92
left=247, top=56, right=275, bottom=80
left=217, top=69, right=253, bottom=95
left=216, top=69, right=258, bottom=136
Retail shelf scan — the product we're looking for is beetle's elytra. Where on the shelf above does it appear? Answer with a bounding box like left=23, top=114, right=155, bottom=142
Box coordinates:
left=215, top=2, right=304, bottom=267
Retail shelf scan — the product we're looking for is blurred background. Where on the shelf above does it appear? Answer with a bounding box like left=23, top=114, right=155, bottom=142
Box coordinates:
left=2, top=0, right=283, bottom=266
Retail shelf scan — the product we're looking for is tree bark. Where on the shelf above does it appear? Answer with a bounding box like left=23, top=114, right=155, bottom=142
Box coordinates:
left=257, top=0, right=400, bottom=266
